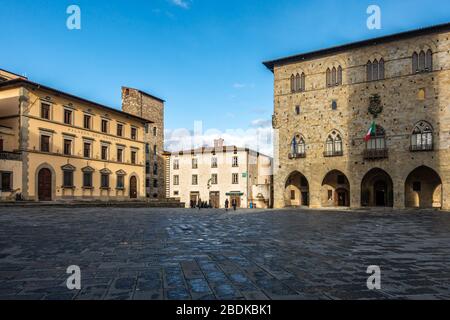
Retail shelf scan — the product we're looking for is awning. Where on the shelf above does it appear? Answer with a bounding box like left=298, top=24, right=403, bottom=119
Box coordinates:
left=226, top=192, right=244, bottom=196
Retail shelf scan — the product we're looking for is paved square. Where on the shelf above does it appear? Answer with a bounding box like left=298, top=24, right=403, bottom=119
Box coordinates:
left=1, top=207, right=450, bottom=300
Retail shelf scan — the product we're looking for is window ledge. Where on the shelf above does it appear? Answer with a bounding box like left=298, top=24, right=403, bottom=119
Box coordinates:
left=116, top=187, right=125, bottom=191
left=62, top=186, right=75, bottom=190
left=100, top=187, right=111, bottom=190
left=82, top=186, right=94, bottom=190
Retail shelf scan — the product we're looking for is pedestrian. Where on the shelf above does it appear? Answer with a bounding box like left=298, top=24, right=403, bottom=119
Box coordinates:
left=232, top=199, right=237, bottom=211
left=198, top=198, right=202, bottom=210
left=225, top=199, right=229, bottom=212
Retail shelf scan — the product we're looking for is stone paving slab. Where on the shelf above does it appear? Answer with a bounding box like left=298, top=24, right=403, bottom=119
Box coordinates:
left=0, top=207, right=450, bottom=300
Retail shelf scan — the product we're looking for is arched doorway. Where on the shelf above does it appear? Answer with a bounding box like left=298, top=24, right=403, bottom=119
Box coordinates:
left=284, top=171, right=309, bottom=207
left=38, top=168, right=52, bottom=201
left=321, top=170, right=350, bottom=207
left=361, top=168, right=393, bottom=207
left=129, top=176, right=137, bottom=199
left=405, top=166, right=442, bottom=208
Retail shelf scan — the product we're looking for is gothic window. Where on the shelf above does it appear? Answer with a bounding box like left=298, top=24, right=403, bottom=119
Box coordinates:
left=337, top=66, right=342, bottom=85
left=290, top=74, right=295, bottom=92
left=300, top=72, right=306, bottom=91
left=366, top=61, right=372, bottom=82
left=324, top=131, right=343, bottom=157
left=290, top=135, right=306, bottom=157
left=326, top=68, right=331, bottom=87
left=413, top=50, right=433, bottom=73
left=411, top=121, right=433, bottom=151
left=331, top=67, right=336, bottom=86
left=412, top=52, right=419, bottom=73
left=372, top=59, right=379, bottom=81
left=367, top=59, right=385, bottom=81
left=291, top=72, right=306, bottom=92
left=425, top=49, right=433, bottom=71
left=379, top=59, right=385, bottom=79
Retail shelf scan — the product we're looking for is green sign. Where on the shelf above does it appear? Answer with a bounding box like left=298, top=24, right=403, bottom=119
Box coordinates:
left=242, top=172, right=247, bottom=178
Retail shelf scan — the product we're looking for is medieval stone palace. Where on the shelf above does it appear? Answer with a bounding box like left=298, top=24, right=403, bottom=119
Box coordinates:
left=264, top=23, right=450, bottom=210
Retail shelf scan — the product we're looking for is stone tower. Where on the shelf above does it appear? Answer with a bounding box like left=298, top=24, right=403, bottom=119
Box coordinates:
left=122, top=87, right=165, bottom=199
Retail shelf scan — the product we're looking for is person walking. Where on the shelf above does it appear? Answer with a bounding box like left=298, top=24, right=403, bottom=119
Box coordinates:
left=198, top=198, right=202, bottom=210
left=232, top=198, right=237, bottom=211
left=225, top=199, right=229, bottom=212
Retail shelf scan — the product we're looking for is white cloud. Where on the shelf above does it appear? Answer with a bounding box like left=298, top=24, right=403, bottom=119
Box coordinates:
left=170, top=0, right=191, bottom=9
left=232, top=83, right=255, bottom=89
left=165, top=119, right=274, bottom=157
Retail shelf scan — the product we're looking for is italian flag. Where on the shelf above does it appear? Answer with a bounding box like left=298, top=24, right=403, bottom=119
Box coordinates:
left=364, top=121, right=376, bottom=142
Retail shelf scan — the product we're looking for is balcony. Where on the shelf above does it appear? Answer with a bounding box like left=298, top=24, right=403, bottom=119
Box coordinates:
left=289, top=152, right=306, bottom=159
left=363, top=148, right=388, bottom=160
left=410, top=144, right=434, bottom=152
left=324, top=150, right=343, bottom=157
left=0, top=151, right=22, bottom=161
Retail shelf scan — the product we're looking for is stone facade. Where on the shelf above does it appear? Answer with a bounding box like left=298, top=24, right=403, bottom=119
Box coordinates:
left=122, top=87, right=165, bottom=199
left=265, top=24, right=450, bottom=210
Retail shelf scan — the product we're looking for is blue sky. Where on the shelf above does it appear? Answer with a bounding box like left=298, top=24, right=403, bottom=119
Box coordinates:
left=1, top=0, right=449, bottom=152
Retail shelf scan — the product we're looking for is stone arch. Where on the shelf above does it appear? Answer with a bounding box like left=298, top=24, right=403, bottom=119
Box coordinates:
left=35, top=163, right=56, bottom=201
left=361, top=168, right=394, bottom=207
left=405, top=166, right=442, bottom=209
left=321, top=170, right=350, bottom=207
left=284, top=171, right=309, bottom=207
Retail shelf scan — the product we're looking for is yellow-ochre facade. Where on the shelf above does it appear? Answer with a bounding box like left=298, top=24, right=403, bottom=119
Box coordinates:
left=0, top=75, right=149, bottom=201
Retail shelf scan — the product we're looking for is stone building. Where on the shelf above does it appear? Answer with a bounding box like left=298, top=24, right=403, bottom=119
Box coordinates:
left=166, top=139, right=273, bottom=209
left=0, top=76, right=149, bottom=201
left=122, top=87, right=165, bottom=199
left=263, top=23, right=450, bottom=210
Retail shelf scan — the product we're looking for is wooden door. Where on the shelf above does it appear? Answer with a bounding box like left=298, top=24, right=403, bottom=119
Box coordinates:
left=230, top=195, right=241, bottom=208
left=209, top=192, right=220, bottom=208
left=130, top=176, right=137, bottom=199
left=38, top=168, right=52, bottom=201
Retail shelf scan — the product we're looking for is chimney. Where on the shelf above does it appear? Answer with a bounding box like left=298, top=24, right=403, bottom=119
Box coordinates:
left=214, top=138, right=224, bottom=148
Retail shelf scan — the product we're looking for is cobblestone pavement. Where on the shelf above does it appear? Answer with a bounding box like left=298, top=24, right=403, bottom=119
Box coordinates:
left=1, top=207, right=450, bottom=300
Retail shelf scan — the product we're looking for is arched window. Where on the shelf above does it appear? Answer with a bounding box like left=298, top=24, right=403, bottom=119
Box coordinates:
left=367, top=59, right=385, bottom=81
left=425, top=49, right=433, bottom=71
left=413, top=50, right=433, bottom=73
left=334, top=135, right=342, bottom=153
left=324, top=131, right=343, bottom=157
left=366, top=61, right=372, bottom=81
left=326, top=68, right=331, bottom=87
left=295, top=73, right=300, bottom=92
left=300, top=72, right=306, bottom=92
left=337, top=66, right=342, bottom=85
left=298, top=137, right=306, bottom=155
left=331, top=67, right=337, bottom=86
left=290, top=74, right=295, bottom=92
left=411, top=121, right=433, bottom=151
left=379, top=59, right=385, bottom=80
left=372, top=59, right=379, bottom=81
left=412, top=52, right=419, bottom=73
left=325, top=136, right=334, bottom=155
left=419, top=51, right=426, bottom=71
left=290, top=135, right=306, bottom=158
